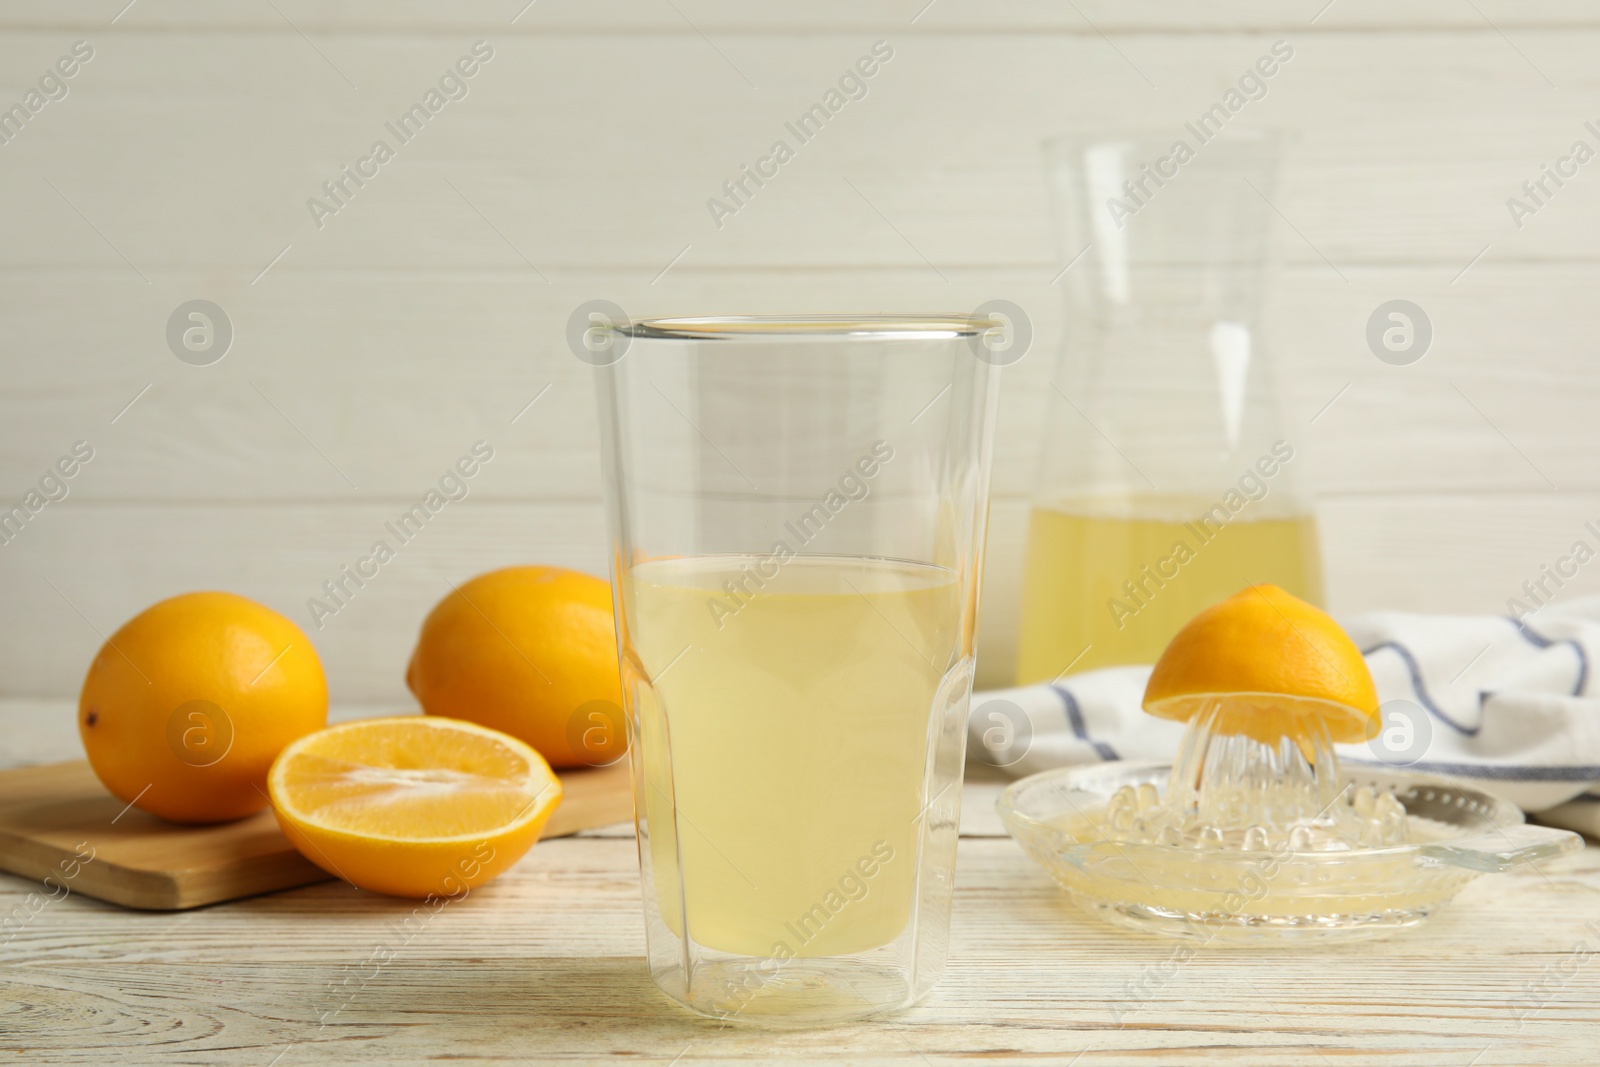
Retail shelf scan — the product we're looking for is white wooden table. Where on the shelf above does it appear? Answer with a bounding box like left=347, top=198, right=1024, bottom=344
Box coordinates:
left=4, top=703, right=1599, bottom=1065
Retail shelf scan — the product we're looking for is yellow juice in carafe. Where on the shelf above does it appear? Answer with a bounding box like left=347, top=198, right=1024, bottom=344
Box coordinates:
left=1014, top=500, right=1322, bottom=683
left=624, top=555, right=963, bottom=958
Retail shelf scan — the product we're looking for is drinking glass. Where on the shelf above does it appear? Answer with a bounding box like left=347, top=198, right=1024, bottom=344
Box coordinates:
left=591, top=315, right=1002, bottom=1023
left=1016, top=131, right=1322, bottom=684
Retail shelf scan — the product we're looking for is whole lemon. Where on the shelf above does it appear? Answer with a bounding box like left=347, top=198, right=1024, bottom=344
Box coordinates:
left=79, top=592, right=328, bottom=824
left=406, top=566, right=625, bottom=768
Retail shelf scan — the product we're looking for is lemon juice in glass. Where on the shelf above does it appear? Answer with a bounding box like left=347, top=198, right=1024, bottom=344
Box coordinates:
left=591, top=316, right=1002, bottom=1022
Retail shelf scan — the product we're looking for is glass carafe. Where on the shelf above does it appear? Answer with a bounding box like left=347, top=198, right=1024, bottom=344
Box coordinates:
left=1016, top=131, right=1322, bottom=684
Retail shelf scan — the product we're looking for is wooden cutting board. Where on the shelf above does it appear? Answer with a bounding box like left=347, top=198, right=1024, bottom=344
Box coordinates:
left=0, top=759, right=635, bottom=911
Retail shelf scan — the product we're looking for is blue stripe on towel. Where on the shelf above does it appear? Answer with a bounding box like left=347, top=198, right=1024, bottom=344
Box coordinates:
left=1050, top=684, right=1120, bottom=761
left=1508, top=617, right=1589, bottom=697
left=1360, top=640, right=1481, bottom=736
left=1343, top=757, right=1600, bottom=782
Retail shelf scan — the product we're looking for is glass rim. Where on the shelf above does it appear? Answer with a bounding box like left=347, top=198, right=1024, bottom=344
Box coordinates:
left=613, top=314, right=994, bottom=341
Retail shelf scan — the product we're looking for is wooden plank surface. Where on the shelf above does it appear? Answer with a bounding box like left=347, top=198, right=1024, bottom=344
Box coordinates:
left=1, top=32, right=1598, bottom=271
left=10, top=491, right=1600, bottom=700
left=0, top=758, right=634, bottom=911
left=0, top=760, right=324, bottom=911
left=4, top=11, right=1600, bottom=703
left=2, top=265, right=1597, bottom=503
left=4, top=8, right=1600, bottom=1057
left=1, top=702, right=1598, bottom=1063
left=6, top=0, right=1600, bottom=32
left=4, top=835, right=1597, bottom=1064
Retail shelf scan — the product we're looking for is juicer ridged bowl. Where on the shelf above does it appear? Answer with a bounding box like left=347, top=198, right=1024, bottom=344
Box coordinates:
left=998, top=761, right=1583, bottom=944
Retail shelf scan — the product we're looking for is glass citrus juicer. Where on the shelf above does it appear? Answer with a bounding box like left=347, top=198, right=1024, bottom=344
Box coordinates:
left=999, top=585, right=1584, bottom=942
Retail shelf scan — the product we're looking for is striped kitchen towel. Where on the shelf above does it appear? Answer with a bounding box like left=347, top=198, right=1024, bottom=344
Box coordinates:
left=970, top=598, right=1600, bottom=813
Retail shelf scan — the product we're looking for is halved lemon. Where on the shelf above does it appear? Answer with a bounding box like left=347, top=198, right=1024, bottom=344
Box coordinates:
left=1142, top=584, right=1380, bottom=745
left=267, top=716, right=563, bottom=899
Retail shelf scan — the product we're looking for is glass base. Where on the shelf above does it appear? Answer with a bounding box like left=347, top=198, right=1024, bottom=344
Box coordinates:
left=1072, top=893, right=1438, bottom=944
left=652, top=958, right=919, bottom=1026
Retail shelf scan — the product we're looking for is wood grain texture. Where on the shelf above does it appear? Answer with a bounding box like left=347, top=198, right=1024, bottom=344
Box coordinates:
left=9, top=492, right=1600, bottom=699
left=1, top=9, right=1597, bottom=705
left=1, top=265, right=1595, bottom=504
left=7, top=0, right=1600, bottom=32
left=3, top=7, right=1598, bottom=1060
left=0, top=711, right=1595, bottom=1063
left=1, top=32, right=1597, bottom=271
left=0, top=760, right=325, bottom=911
left=0, top=758, right=634, bottom=911
left=3, top=835, right=1597, bottom=1065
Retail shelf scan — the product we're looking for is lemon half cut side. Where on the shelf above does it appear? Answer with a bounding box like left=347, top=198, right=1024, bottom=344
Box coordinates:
left=268, top=716, right=563, bottom=898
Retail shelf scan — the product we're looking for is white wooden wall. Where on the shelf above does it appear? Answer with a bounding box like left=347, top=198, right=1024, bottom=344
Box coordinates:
left=4, top=0, right=1600, bottom=703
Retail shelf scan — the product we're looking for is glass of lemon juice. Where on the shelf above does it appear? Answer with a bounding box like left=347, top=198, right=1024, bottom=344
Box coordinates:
left=591, top=316, right=1002, bottom=1022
